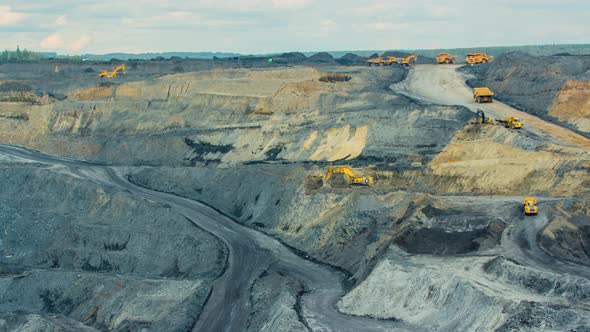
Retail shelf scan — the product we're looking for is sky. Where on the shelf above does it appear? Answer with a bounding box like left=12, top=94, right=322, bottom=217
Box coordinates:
left=1, top=0, right=589, bottom=55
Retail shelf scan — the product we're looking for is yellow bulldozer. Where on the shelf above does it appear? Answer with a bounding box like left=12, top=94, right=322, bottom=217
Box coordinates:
left=496, top=117, right=523, bottom=129
left=473, top=87, right=494, bottom=103
left=99, top=64, right=126, bottom=78
left=436, top=52, right=455, bottom=64
left=466, top=53, right=493, bottom=65
left=325, top=166, right=373, bottom=186
left=367, top=56, right=398, bottom=66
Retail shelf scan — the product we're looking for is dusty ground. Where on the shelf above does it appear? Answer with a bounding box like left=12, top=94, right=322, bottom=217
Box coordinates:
left=0, top=56, right=589, bottom=331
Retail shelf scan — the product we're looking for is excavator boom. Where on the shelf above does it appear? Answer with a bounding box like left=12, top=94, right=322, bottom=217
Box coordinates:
left=98, top=64, right=126, bottom=78
left=402, top=54, right=418, bottom=66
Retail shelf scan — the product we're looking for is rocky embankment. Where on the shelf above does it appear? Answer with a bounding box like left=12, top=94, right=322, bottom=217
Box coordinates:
left=0, top=155, right=225, bottom=331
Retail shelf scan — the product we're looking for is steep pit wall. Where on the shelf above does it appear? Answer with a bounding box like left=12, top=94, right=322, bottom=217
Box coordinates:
left=0, top=164, right=225, bottom=331
left=129, top=166, right=509, bottom=285
left=550, top=80, right=590, bottom=133
left=339, top=254, right=590, bottom=331
left=0, top=65, right=466, bottom=168
left=426, top=123, right=590, bottom=197
left=246, top=272, right=307, bottom=332
left=539, top=197, right=590, bottom=265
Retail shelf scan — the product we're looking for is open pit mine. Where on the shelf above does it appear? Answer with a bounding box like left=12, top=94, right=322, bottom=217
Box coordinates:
left=1, top=52, right=589, bottom=331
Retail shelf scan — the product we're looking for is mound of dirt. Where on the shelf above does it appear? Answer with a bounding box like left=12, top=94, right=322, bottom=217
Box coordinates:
left=306, top=52, right=335, bottom=63
left=336, top=53, right=367, bottom=66
left=279, top=52, right=307, bottom=63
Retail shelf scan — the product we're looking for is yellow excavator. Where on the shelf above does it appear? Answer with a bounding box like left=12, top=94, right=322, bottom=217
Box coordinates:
left=401, top=54, right=418, bottom=66
left=99, top=64, right=126, bottom=78
left=436, top=52, right=455, bottom=64
left=367, top=56, right=398, bottom=66
left=325, top=166, right=374, bottom=186
left=476, top=109, right=493, bottom=124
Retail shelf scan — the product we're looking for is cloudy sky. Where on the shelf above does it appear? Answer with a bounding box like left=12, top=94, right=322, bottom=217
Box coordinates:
left=1, top=0, right=588, bottom=54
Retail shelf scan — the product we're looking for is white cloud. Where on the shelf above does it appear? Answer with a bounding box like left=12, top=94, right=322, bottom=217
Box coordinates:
left=56, top=15, right=67, bottom=26
left=40, top=33, right=65, bottom=49
left=70, top=35, right=92, bottom=52
left=4, top=0, right=590, bottom=54
left=122, top=11, right=252, bottom=28
left=0, top=6, right=29, bottom=26
left=312, top=19, right=337, bottom=37
left=40, top=33, right=92, bottom=53
left=365, top=22, right=411, bottom=31
left=271, top=0, right=312, bottom=9
left=197, top=0, right=313, bottom=11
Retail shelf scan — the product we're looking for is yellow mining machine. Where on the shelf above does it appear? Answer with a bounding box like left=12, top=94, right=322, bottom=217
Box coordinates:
left=325, top=166, right=374, bottom=186
left=524, top=197, right=538, bottom=215
left=473, top=87, right=494, bottom=103
left=401, top=54, right=418, bottom=66
left=436, top=52, right=455, bottom=64
left=496, top=117, right=523, bottom=129
left=466, top=53, right=493, bottom=65
left=367, top=56, right=399, bottom=66
left=99, top=64, right=126, bottom=78
left=476, top=109, right=493, bottom=124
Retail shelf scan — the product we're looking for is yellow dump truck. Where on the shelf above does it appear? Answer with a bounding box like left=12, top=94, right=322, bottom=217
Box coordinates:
left=466, top=53, right=493, bottom=65
left=436, top=52, right=455, bottom=64
left=367, top=56, right=398, bottom=66
left=524, top=197, right=538, bottom=215
left=473, top=87, right=494, bottom=103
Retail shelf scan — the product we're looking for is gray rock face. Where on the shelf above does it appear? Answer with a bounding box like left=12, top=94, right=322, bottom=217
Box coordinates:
left=0, top=165, right=226, bottom=331
left=246, top=272, right=307, bottom=332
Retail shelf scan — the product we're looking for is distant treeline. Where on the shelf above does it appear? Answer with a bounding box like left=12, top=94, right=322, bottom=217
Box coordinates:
left=0, top=46, right=45, bottom=61
left=2, top=43, right=589, bottom=63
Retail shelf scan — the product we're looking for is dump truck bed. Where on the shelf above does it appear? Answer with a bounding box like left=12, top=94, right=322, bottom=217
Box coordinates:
left=473, top=87, right=494, bottom=96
